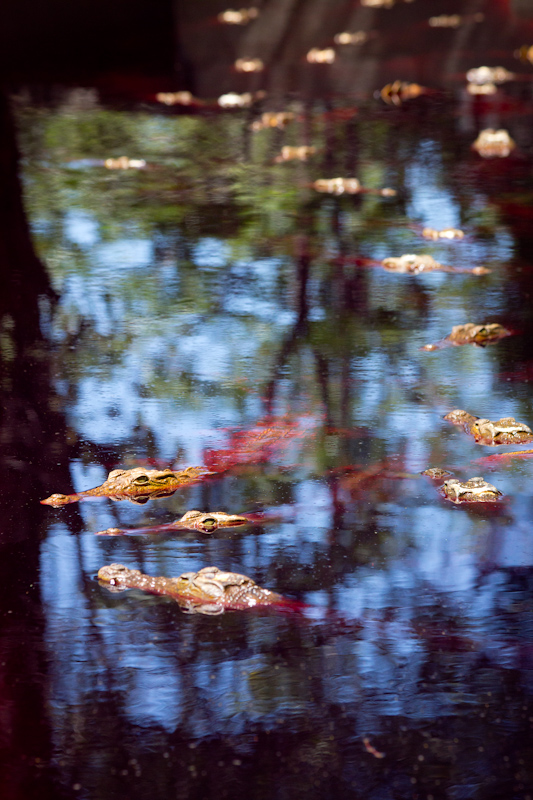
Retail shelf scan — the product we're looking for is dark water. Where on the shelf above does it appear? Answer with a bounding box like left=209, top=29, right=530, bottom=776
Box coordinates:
left=2, top=1, right=533, bottom=798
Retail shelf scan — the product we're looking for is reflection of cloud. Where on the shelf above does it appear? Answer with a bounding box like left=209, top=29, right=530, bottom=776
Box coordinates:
left=39, top=486, right=533, bottom=752
left=496, top=518, right=533, bottom=567
left=109, top=636, right=183, bottom=732
left=40, top=523, right=85, bottom=612
left=95, top=239, right=153, bottom=271
left=406, top=157, right=461, bottom=231
left=72, top=375, right=140, bottom=442
left=192, top=237, right=229, bottom=268
left=64, top=210, right=100, bottom=248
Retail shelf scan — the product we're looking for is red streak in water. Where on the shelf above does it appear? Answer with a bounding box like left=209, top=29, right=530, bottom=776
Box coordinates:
left=473, top=449, right=533, bottom=466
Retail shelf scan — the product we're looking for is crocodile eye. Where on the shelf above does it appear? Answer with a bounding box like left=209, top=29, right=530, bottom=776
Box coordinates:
left=155, top=474, right=173, bottom=483
left=134, top=475, right=150, bottom=484
left=202, top=518, right=217, bottom=530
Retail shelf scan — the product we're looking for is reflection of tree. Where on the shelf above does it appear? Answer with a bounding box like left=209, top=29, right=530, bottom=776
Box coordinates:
left=13, top=69, right=533, bottom=800
left=41, top=571, right=533, bottom=800
left=264, top=239, right=310, bottom=417
left=0, top=91, right=74, bottom=799
left=16, top=94, right=522, bottom=491
left=17, top=97, right=498, bottom=500
left=0, top=93, right=52, bottom=344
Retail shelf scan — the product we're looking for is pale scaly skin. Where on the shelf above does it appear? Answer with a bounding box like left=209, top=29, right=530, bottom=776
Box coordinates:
left=422, top=227, right=464, bottom=240
left=444, top=410, right=533, bottom=445
left=383, top=255, right=489, bottom=276
left=441, top=476, right=503, bottom=503
left=97, top=564, right=285, bottom=613
left=382, top=254, right=443, bottom=274
left=447, top=323, right=510, bottom=346
left=422, top=322, right=505, bottom=351
left=443, top=409, right=478, bottom=427
left=97, top=510, right=250, bottom=536
left=469, top=417, right=533, bottom=445
left=41, top=467, right=213, bottom=507
left=274, top=146, right=316, bottom=163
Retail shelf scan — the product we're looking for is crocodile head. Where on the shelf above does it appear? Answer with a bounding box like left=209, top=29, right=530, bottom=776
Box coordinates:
left=441, top=476, right=502, bottom=503
left=443, top=409, right=478, bottom=428
left=41, top=465, right=213, bottom=506
left=448, top=323, right=510, bottom=345
left=470, top=417, right=533, bottom=443
left=177, top=510, right=249, bottom=533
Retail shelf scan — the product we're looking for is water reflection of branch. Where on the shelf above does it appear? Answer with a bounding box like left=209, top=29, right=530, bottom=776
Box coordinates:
left=0, top=89, right=80, bottom=797
left=0, top=92, right=55, bottom=348
left=264, top=238, right=310, bottom=417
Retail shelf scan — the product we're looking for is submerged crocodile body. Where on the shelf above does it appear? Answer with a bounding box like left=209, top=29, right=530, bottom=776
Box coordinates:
left=381, top=254, right=488, bottom=276
left=97, top=564, right=288, bottom=614
left=96, top=510, right=250, bottom=536
left=41, top=467, right=213, bottom=507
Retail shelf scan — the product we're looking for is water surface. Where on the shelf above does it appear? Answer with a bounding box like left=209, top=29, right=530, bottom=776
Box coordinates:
left=2, top=2, right=533, bottom=798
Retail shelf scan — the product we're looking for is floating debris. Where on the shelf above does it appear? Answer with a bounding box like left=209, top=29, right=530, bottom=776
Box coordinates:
left=218, top=7, right=259, bottom=25
left=379, top=81, right=426, bottom=106
left=422, top=227, right=465, bottom=240
left=156, top=91, right=195, bottom=106
left=250, top=111, right=295, bottom=130
left=235, top=57, right=264, bottom=72
left=306, top=48, right=336, bottom=64
left=441, top=476, right=503, bottom=504
left=443, top=410, right=533, bottom=446
left=274, top=146, right=316, bottom=162
left=472, top=129, right=515, bottom=158
left=334, top=31, right=368, bottom=45
left=422, top=323, right=511, bottom=351
left=218, top=92, right=253, bottom=108
left=466, top=66, right=515, bottom=85
left=104, top=157, right=146, bottom=170
left=97, top=564, right=288, bottom=613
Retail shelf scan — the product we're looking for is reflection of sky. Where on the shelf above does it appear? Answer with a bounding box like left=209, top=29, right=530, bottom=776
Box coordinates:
left=406, top=143, right=461, bottom=230
left=40, top=470, right=533, bottom=734
left=64, top=210, right=100, bottom=248
left=31, top=125, right=533, bottom=754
